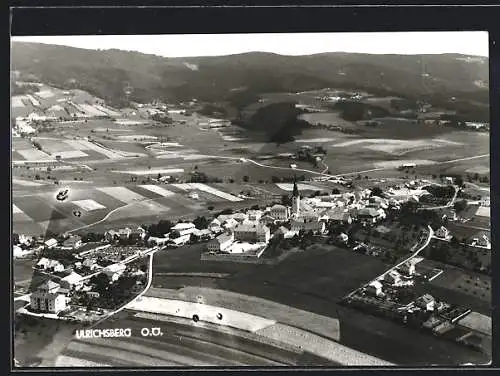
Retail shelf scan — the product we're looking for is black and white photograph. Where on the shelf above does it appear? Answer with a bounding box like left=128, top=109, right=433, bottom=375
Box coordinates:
left=11, top=31, right=491, bottom=367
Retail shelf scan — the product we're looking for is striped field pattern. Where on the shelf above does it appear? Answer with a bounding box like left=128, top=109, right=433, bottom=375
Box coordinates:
left=138, top=185, right=176, bottom=197
left=96, top=187, right=146, bottom=204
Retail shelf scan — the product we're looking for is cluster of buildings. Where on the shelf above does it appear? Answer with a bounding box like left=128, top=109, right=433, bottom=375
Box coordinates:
left=202, top=181, right=426, bottom=258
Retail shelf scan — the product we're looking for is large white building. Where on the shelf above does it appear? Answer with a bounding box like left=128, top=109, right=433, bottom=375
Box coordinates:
left=207, top=232, right=234, bottom=252
left=30, top=281, right=68, bottom=314
left=233, top=222, right=270, bottom=243
left=270, top=204, right=289, bottom=221
left=170, top=222, right=197, bottom=237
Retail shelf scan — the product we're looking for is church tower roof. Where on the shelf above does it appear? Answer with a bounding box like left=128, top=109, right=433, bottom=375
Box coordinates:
left=292, top=180, right=300, bottom=197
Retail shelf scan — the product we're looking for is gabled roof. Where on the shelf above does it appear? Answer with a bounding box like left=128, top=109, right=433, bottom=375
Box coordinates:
left=172, top=222, right=195, bottom=230
left=270, top=204, right=287, bottom=211
left=38, top=280, right=60, bottom=291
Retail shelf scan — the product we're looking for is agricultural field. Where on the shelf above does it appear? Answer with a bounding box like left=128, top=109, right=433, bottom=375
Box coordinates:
left=12, top=181, right=262, bottom=235
left=150, top=243, right=488, bottom=365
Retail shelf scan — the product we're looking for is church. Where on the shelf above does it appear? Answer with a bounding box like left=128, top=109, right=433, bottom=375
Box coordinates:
left=290, top=181, right=327, bottom=234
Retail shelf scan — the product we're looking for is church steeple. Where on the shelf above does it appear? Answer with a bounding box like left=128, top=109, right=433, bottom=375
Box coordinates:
left=291, top=177, right=301, bottom=217
left=292, top=179, right=300, bottom=198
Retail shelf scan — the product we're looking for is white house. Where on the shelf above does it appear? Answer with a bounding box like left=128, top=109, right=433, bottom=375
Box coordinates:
left=234, top=222, right=271, bottom=243
left=435, top=226, right=451, bottom=240
left=290, top=219, right=326, bottom=235
left=415, top=294, right=436, bottom=311
left=103, top=263, right=126, bottom=282
left=337, top=233, right=349, bottom=244
left=357, top=207, right=382, bottom=224
left=384, top=270, right=403, bottom=286
left=270, top=204, right=290, bottom=221
left=171, top=222, right=196, bottom=237
left=60, top=272, right=84, bottom=290
left=168, top=234, right=191, bottom=247
left=30, top=281, right=68, bottom=314
left=36, top=258, right=65, bottom=272
left=208, top=218, right=223, bottom=233
left=366, top=280, right=383, bottom=297
left=207, top=233, right=234, bottom=253
left=61, top=235, right=83, bottom=250
left=247, top=210, right=263, bottom=222
left=399, top=260, right=416, bottom=276
left=44, top=238, right=58, bottom=249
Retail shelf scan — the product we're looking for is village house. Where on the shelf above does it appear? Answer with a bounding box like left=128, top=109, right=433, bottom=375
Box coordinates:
left=247, top=210, right=263, bottom=222
left=356, top=207, right=383, bottom=224
left=60, top=271, right=84, bottom=291
left=337, top=232, right=349, bottom=244
left=30, top=281, right=68, bottom=314
left=192, top=228, right=213, bottom=240
left=105, top=228, right=132, bottom=242
left=207, top=232, right=234, bottom=253
left=260, top=214, right=277, bottom=226
left=82, top=257, right=99, bottom=270
left=170, top=222, right=197, bottom=237
left=208, top=218, right=223, bottom=233
left=270, top=204, right=290, bottom=221
left=384, top=270, right=403, bottom=286
left=470, top=232, right=491, bottom=249
left=233, top=222, right=271, bottom=243
left=44, top=238, right=58, bottom=249
left=168, top=234, right=191, bottom=247
left=327, top=209, right=353, bottom=225
left=415, top=294, right=436, bottom=311
left=435, top=226, right=452, bottom=240
left=366, top=280, right=384, bottom=297
left=399, top=260, right=416, bottom=276
left=103, top=263, right=126, bottom=282
left=290, top=219, right=326, bottom=235
left=222, top=218, right=239, bottom=230
left=36, top=258, right=65, bottom=272
left=147, top=236, right=170, bottom=246
left=129, top=227, right=147, bottom=241
left=61, top=235, right=83, bottom=250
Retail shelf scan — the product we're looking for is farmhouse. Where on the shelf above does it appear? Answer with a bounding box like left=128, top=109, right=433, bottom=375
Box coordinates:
left=168, top=234, right=191, bottom=247
left=399, top=260, right=417, bottom=276
left=366, top=280, right=384, bottom=297
left=290, top=219, right=326, bottom=235
left=30, top=281, right=68, bottom=314
left=36, top=258, right=65, bottom=272
left=170, top=222, right=197, bottom=237
left=384, top=270, right=403, bottom=286
left=435, top=226, right=451, bottom=240
left=470, top=231, right=491, bottom=249
left=104, top=263, right=126, bottom=282
left=356, top=207, right=383, bottom=224
left=44, top=238, right=58, bottom=249
left=208, top=218, right=223, bottom=233
left=234, top=222, right=271, bottom=243
left=270, top=204, right=290, bottom=221
left=247, top=210, right=263, bottom=221
left=327, top=208, right=352, bottom=225
left=105, top=228, right=132, bottom=242
left=207, top=233, right=234, bottom=253
left=415, top=294, right=436, bottom=311
left=147, top=236, right=170, bottom=246
left=60, top=272, right=84, bottom=290
left=61, top=235, right=83, bottom=250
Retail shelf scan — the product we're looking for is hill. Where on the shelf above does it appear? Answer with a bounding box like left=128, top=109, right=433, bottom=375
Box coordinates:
left=11, top=42, right=489, bottom=111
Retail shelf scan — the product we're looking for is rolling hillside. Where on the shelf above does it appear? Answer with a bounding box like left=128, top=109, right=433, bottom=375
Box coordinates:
left=11, top=42, right=488, bottom=109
